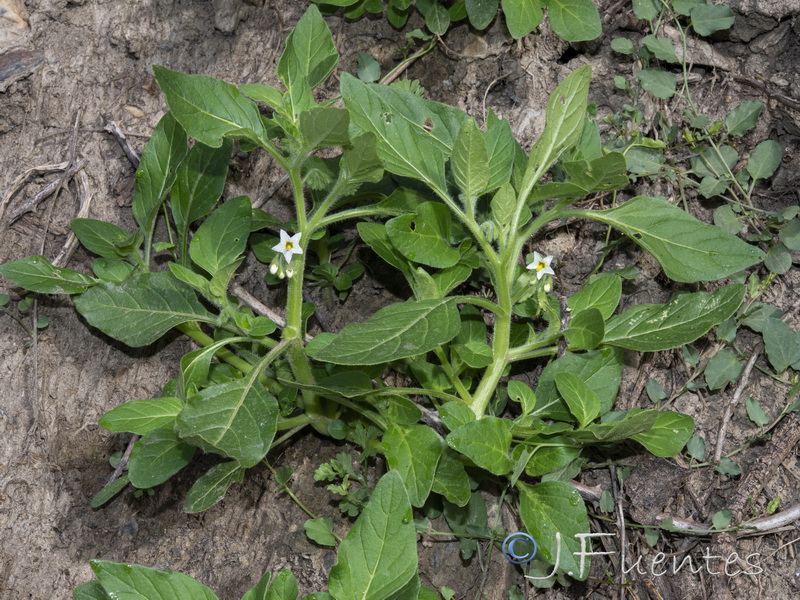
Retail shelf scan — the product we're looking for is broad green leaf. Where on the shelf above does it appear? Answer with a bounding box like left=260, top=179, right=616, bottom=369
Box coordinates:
left=565, top=308, right=604, bottom=350
left=507, top=380, right=536, bottom=415
left=431, top=446, right=471, bottom=507
left=691, top=145, right=737, bottom=179
left=171, top=139, right=232, bottom=261
left=520, top=440, right=581, bottom=476
left=278, top=5, right=338, bottom=90
left=763, top=318, right=800, bottom=372
left=764, top=243, right=792, bottom=275
left=183, top=461, right=245, bottom=514
left=442, top=492, right=487, bottom=560
left=90, top=560, right=218, bottom=600
left=238, top=83, right=284, bottom=109
left=705, top=348, right=743, bottom=390
left=501, top=0, right=543, bottom=39
left=90, top=475, right=130, bottom=509
left=545, top=0, right=601, bottom=41
left=779, top=218, right=800, bottom=251
left=568, top=410, right=658, bottom=444
left=672, top=0, right=703, bottom=16
left=567, top=273, right=621, bottom=320
left=517, top=481, right=590, bottom=579
left=70, top=219, right=134, bottom=260
left=641, top=35, right=678, bottom=63
left=264, top=569, right=299, bottom=600
left=466, top=0, right=498, bottom=29
left=128, top=427, right=196, bottom=489
left=446, top=417, right=512, bottom=475
left=746, top=398, right=770, bottom=427
left=451, top=118, right=489, bottom=202
left=747, top=140, right=782, bottom=182
left=424, top=1, right=451, bottom=34
left=484, top=117, right=517, bottom=191
left=340, top=133, right=384, bottom=187
left=439, top=401, right=475, bottom=431
left=189, top=196, right=252, bottom=275
left=73, top=581, right=110, bottom=600
left=92, top=258, right=136, bottom=283
left=383, top=423, right=443, bottom=507
left=329, top=471, right=417, bottom=600
left=604, top=285, right=744, bottom=352
left=630, top=410, right=694, bottom=456
left=520, top=66, right=591, bottom=199
left=726, top=101, right=763, bottom=136
left=132, top=111, right=188, bottom=255
left=637, top=68, right=676, bottom=99
left=341, top=73, right=467, bottom=192
left=181, top=337, right=251, bottom=395
left=713, top=205, right=743, bottom=234
left=535, top=348, right=623, bottom=420
left=153, top=66, right=267, bottom=148
left=177, top=379, right=278, bottom=467
left=73, top=272, right=215, bottom=347
left=690, top=4, right=735, bottom=36
left=577, top=196, right=764, bottom=282
left=386, top=202, right=461, bottom=268
left=554, top=373, right=600, bottom=427
left=299, top=108, right=350, bottom=152
left=356, top=223, right=413, bottom=276
left=625, top=146, right=664, bottom=175
left=632, top=0, right=659, bottom=20
left=304, top=518, right=337, bottom=547
left=99, top=397, right=183, bottom=435
left=313, top=299, right=460, bottom=365
left=357, top=52, right=381, bottom=83
left=491, top=183, right=516, bottom=226
left=610, top=37, right=635, bottom=54
left=431, top=263, right=473, bottom=296
left=0, top=255, right=95, bottom=294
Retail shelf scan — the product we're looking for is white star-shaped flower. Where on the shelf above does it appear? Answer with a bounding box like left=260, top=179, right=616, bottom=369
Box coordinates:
left=526, top=251, right=555, bottom=280
left=272, top=230, right=303, bottom=264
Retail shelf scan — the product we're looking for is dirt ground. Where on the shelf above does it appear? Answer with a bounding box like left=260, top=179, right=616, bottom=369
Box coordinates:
left=1, top=1, right=800, bottom=599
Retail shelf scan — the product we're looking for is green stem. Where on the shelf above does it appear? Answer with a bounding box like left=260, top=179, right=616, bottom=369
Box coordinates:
left=176, top=322, right=254, bottom=375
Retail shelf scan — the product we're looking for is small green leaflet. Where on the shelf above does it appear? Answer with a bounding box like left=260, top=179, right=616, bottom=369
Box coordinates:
left=545, top=0, right=601, bottom=42
left=0, top=255, right=95, bottom=294
left=70, top=219, right=135, bottom=260
left=604, top=285, right=744, bottom=352
left=690, top=4, right=735, bottom=37
left=304, top=517, right=337, bottom=547
left=189, top=196, right=252, bottom=275
left=725, top=101, right=763, bottom=136
left=517, top=480, right=590, bottom=579
left=328, top=471, right=417, bottom=600
left=763, top=318, right=800, bottom=372
left=747, top=140, right=782, bottom=182
left=153, top=66, right=267, bottom=148
left=73, top=272, right=215, bottom=347
left=704, top=348, right=743, bottom=390
left=446, top=417, right=512, bottom=475
left=128, top=427, right=196, bottom=489
left=567, top=273, right=621, bottom=320
left=177, top=378, right=278, bottom=468
left=637, top=68, right=676, bottom=99
left=383, top=423, right=443, bottom=507
left=99, top=397, right=183, bottom=435
left=184, top=461, right=245, bottom=514
left=452, top=118, right=489, bottom=203
left=576, top=196, right=764, bottom=282
left=554, top=373, right=600, bottom=428
left=89, top=560, right=218, bottom=600
left=501, top=0, right=543, bottom=39
left=565, top=308, right=604, bottom=350
left=91, top=475, right=130, bottom=509
left=313, top=299, right=460, bottom=365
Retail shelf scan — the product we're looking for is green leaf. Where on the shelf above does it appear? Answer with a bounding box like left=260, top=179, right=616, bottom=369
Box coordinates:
left=299, top=108, right=350, bottom=152
left=501, top=0, right=543, bottom=38
left=278, top=5, right=338, bottom=90
left=641, top=35, right=678, bottom=63
left=183, top=461, right=245, bottom=514
left=73, top=581, right=110, bottom=600
left=431, top=447, right=471, bottom=507
left=452, top=118, right=489, bottom=203
left=630, top=411, right=694, bottom=457
left=91, top=475, right=130, bottom=509
left=128, top=427, right=196, bottom=489
left=716, top=456, right=741, bottom=476
left=313, top=299, right=460, bottom=365
left=439, top=401, right=475, bottom=431
left=691, top=145, right=737, bottom=179
left=484, top=118, right=517, bottom=191
left=0, top=255, right=95, bottom=294
left=565, top=308, right=604, bottom=350
left=625, top=146, right=664, bottom=175
left=746, top=397, right=770, bottom=427
left=632, top=0, right=659, bottom=20
left=329, top=471, right=417, bottom=600
left=545, top=0, right=601, bottom=41
left=705, top=348, right=743, bottom=390
left=507, top=380, right=537, bottom=415
left=671, top=0, right=703, bottom=15
left=386, top=202, right=461, bottom=268
left=89, top=560, right=218, bottom=600
left=604, top=285, right=745, bottom=352
left=442, top=492, right=487, bottom=559
left=725, top=101, right=763, bottom=136
left=554, top=373, right=600, bottom=428
left=263, top=569, right=299, bottom=600
left=189, top=196, right=252, bottom=275
left=171, top=139, right=233, bottom=259
left=132, top=111, right=188, bottom=253
left=340, top=133, right=384, bottom=187
left=153, top=66, right=267, bottom=148
left=70, top=219, right=135, bottom=260
left=779, top=218, right=800, bottom=251
left=341, top=73, right=468, bottom=192
left=610, top=37, right=635, bottom=54
left=713, top=205, right=743, bottom=235
left=520, top=65, right=591, bottom=197
left=690, top=4, right=735, bottom=36
left=637, top=68, right=676, bottom=99
left=646, top=379, right=667, bottom=402
left=491, top=183, right=516, bottom=227
left=763, top=318, right=800, bottom=372
left=764, top=243, right=792, bottom=274
left=177, top=379, right=278, bottom=467
left=73, top=272, right=215, bottom=347
left=567, top=273, right=621, bottom=320
left=686, top=435, right=705, bottom=460
left=465, top=0, right=498, bottom=29
left=517, top=481, right=589, bottom=579
left=747, top=140, right=782, bottom=182
left=99, top=397, right=183, bottom=435
left=383, top=423, right=443, bottom=507
left=446, top=417, right=512, bottom=475
left=357, top=52, right=381, bottom=83
left=424, top=1, right=451, bottom=34
left=305, top=518, right=337, bottom=547
left=580, top=196, right=764, bottom=282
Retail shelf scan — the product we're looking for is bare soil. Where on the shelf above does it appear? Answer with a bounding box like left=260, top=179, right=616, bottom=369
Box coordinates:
left=1, top=1, right=800, bottom=599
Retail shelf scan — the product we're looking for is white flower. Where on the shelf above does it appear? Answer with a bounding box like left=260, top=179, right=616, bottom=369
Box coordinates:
left=526, top=251, right=555, bottom=280
left=272, top=230, right=303, bottom=264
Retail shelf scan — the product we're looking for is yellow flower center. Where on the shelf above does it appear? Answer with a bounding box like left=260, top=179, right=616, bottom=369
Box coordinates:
left=285, top=242, right=294, bottom=250
left=536, top=261, right=545, bottom=271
